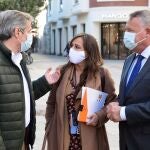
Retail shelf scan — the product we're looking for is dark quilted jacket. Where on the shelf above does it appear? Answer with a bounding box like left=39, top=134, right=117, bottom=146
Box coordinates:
left=0, top=42, right=51, bottom=150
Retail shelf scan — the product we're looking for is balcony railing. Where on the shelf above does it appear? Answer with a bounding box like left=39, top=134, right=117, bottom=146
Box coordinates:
left=72, top=0, right=89, bottom=15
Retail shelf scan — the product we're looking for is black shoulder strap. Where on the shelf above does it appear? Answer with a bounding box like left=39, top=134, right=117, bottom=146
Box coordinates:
left=99, top=67, right=105, bottom=92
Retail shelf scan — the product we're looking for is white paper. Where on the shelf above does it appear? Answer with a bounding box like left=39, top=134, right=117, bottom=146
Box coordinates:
left=82, top=87, right=108, bottom=122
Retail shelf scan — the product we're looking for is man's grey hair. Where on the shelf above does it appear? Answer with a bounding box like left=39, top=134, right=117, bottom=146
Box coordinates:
left=0, top=10, right=33, bottom=40
left=130, top=10, right=150, bottom=27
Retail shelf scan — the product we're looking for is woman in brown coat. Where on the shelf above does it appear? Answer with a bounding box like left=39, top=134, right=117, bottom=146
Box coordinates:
left=42, top=33, right=116, bottom=150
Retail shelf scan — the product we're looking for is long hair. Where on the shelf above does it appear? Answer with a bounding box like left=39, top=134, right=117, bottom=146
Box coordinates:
left=59, top=33, right=103, bottom=95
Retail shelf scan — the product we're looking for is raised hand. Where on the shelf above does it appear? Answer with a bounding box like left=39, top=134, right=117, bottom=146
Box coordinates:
left=45, top=68, right=61, bottom=84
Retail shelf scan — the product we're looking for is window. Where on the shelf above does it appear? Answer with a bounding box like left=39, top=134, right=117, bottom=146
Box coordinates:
left=65, top=27, right=68, bottom=43
left=52, top=29, right=56, bottom=54
left=60, top=0, right=63, bottom=11
left=101, top=23, right=127, bottom=60
left=72, top=25, right=77, bottom=37
left=74, top=0, right=79, bottom=4
left=49, top=1, right=51, bottom=10
left=48, top=1, right=52, bottom=16
left=82, top=24, right=86, bottom=33
left=58, top=28, right=62, bottom=55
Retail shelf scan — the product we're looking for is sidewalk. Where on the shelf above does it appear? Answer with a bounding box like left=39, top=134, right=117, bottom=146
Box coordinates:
left=28, top=53, right=124, bottom=150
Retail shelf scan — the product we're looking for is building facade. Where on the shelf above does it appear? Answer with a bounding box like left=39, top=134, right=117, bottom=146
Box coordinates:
left=46, top=0, right=149, bottom=59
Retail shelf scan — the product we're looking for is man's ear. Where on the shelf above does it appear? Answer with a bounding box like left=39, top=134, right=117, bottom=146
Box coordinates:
left=145, top=27, right=150, bottom=37
left=14, top=27, right=22, bottom=38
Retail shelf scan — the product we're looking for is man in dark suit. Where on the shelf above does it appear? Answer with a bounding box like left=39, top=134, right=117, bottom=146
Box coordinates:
left=107, top=10, right=150, bottom=150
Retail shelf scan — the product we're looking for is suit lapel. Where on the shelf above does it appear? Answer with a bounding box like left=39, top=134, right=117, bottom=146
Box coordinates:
left=122, top=54, right=135, bottom=91
left=122, top=54, right=136, bottom=83
left=127, top=56, right=150, bottom=94
left=119, top=54, right=135, bottom=105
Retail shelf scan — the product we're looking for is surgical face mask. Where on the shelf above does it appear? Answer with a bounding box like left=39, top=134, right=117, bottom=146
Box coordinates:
left=123, top=31, right=147, bottom=50
left=69, top=48, right=86, bottom=64
left=21, top=34, right=33, bottom=52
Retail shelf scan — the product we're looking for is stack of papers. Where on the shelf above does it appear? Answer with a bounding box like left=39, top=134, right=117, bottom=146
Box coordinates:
left=77, top=87, right=108, bottom=123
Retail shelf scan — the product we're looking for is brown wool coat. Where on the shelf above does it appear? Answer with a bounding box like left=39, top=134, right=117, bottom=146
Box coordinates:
left=42, top=66, right=116, bottom=150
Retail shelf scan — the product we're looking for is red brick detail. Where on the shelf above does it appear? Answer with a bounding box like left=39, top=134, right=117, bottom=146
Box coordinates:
left=90, top=0, right=148, bottom=7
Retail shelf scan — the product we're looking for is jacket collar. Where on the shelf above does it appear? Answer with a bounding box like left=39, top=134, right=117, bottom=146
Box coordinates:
left=0, top=42, right=12, bottom=59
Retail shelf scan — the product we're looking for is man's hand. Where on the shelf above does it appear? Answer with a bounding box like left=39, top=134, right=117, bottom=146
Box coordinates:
left=45, top=68, right=60, bottom=84
left=86, top=113, right=98, bottom=126
left=106, top=102, right=121, bottom=122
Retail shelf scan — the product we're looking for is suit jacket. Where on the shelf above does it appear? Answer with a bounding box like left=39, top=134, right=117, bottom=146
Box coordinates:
left=119, top=52, right=150, bottom=150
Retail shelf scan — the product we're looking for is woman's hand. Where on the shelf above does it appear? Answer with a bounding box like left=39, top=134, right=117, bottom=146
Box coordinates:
left=45, top=68, right=61, bottom=84
left=86, top=113, right=98, bottom=126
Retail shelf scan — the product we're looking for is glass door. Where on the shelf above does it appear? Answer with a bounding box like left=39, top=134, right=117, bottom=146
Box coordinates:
left=101, top=23, right=128, bottom=59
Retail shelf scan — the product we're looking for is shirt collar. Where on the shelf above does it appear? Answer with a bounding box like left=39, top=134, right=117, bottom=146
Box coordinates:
left=136, top=45, right=150, bottom=59
left=11, top=52, right=22, bottom=65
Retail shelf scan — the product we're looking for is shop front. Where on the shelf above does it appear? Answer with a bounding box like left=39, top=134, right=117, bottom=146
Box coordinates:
left=101, top=22, right=129, bottom=60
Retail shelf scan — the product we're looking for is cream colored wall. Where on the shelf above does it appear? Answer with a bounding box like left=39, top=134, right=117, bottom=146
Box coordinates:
left=47, top=0, right=149, bottom=55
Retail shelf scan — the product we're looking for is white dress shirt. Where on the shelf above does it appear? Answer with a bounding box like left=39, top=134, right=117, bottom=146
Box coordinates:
left=120, top=45, right=150, bottom=120
left=11, top=52, right=30, bottom=127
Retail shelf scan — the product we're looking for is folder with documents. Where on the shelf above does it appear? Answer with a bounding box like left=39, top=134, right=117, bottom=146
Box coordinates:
left=77, top=87, right=108, bottom=123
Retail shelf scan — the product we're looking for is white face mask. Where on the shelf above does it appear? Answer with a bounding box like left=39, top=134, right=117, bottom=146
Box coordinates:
left=21, top=34, right=33, bottom=52
left=69, top=48, right=86, bottom=64
left=123, top=31, right=147, bottom=50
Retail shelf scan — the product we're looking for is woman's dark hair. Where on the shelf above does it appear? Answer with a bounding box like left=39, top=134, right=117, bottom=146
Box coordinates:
left=70, top=33, right=103, bottom=73
left=59, top=33, right=103, bottom=95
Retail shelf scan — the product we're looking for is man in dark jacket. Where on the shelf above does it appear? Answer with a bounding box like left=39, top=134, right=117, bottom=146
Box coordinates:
left=107, top=10, right=150, bottom=150
left=0, top=10, right=60, bottom=150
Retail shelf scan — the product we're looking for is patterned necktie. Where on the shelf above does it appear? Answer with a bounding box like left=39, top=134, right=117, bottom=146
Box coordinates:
left=126, top=55, right=144, bottom=90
